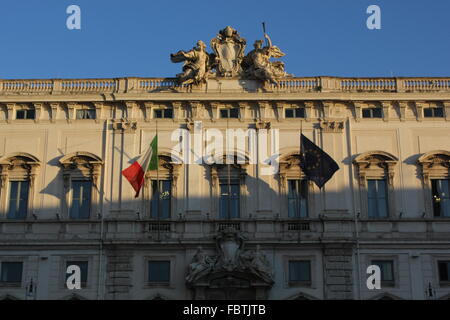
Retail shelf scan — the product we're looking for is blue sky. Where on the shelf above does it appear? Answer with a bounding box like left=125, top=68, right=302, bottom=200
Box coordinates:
left=0, top=0, right=448, bottom=79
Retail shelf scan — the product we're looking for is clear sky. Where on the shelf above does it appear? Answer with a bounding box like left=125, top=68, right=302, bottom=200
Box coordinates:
left=0, top=0, right=448, bottom=79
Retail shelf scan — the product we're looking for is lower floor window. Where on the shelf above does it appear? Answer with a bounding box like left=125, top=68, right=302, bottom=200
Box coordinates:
left=65, top=261, right=88, bottom=287
left=148, top=261, right=170, bottom=284
left=288, top=260, right=311, bottom=285
left=372, top=260, right=394, bottom=286
left=438, top=261, right=450, bottom=284
left=0, top=262, right=23, bottom=284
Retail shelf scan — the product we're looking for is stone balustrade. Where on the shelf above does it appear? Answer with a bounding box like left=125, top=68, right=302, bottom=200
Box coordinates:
left=1, top=76, right=449, bottom=95
left=0, top=218, right=448, bottom=243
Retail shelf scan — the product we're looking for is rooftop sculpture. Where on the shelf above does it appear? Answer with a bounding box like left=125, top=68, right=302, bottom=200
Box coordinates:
left=170, top=25, right=291, bottom=85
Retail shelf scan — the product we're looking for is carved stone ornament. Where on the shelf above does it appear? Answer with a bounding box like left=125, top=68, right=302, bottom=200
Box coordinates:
left=111, top=119, right=137, bottom=133
left=210, top=26, right=246, bottom=77
left=185, top=229, right=274, bottom=285
left=170, top=40, right=214, bottom=85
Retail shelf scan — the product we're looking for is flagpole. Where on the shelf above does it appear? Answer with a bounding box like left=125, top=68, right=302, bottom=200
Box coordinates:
left=319, top=127, right=326, bottom=212
left=156, top=118, right=160, bottom=241
left=227, top=115, right=231, bottom=220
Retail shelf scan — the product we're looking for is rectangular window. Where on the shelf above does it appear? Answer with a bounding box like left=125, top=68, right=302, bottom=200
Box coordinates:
left=154, top=109, right=173, bottom=119
left=151, top=180, right=171, bottom=219
left=7, top=181, right=29, bottom=220
left=219, top=180, right=240, bottom=219
left=220, top=108, right=239, bottom=119
left=438, top=261, right=450, bottom=284
left=76, top=109, right=96, bottom=120
left=288, top=261, right=311, bottom=284
left=287, top=180, right=308, bottom=218
left=16, top=109, right=35, bottom=120
left=372, top=260, right=395, bottom=286
left=424, top=107, right=444, bottom=118
left=285, top=108, right=305, bottom=118
left=65, top=261, right=88, bottom=287
left=148, top=261, right=170, bottom=283
left=362, top=108, right=382, bottom=118
left=0, top=262, right=23, bottom=283
left=70, top=180, right=92, bottom=219
left=431, top=179, right=450, bottom=217
left=367, top=179, right=388, bottom=218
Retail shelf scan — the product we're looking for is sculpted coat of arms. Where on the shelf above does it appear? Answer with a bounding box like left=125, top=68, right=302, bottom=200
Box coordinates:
left=210, top=26, right=246, bottom=77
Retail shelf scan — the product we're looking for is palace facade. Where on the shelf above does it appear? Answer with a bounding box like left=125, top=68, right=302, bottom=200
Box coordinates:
left=0, top=76, right=449, bottom=300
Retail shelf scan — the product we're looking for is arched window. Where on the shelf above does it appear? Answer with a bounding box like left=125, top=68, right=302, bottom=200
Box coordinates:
left=353, top=151, right=398, bottom=219
left=417, top=150, right=450, bottom=218
left=208, top=155, right=247, bottom=219
left=0, top=153, right=40, bottom=220
left=143, top=154, right=180, bottom=219
left=279, top=152, right=313, bottom=218
left=59, top=152, right=103, bottom=220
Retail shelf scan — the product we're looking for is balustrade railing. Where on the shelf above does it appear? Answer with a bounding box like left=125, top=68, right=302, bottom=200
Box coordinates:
left=1, top=76, right=449, bottom=95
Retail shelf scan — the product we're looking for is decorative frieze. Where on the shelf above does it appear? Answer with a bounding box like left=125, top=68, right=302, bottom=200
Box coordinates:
left=320, top=119, right=344, bottom=133
left=111, top=118, right=137, bottom=133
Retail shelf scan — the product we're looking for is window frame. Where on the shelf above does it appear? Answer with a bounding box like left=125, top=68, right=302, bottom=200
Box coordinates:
left=362, top=107, right=383, bottom=119
left=69, top=179, right=93, bottom=220
left=75, top=108, right=96, bottom=120
left=65, top=260, right=89, bottom=288
left=423, top=107, right=444, bottom=118
left=367, top=179, right=389, bottom=219
left=150, top=179, right=172, bottom=219
left=283, top=255, right=316, bottom=289
left=287, top=179, right=309, bottom=218
left=220, top=108, right=240, bottom=119
left=0, top=261, right=24, bottom=286
left=0, top=153, right=40, bottom=220
left=6, top=180, right=30, bottom=220
left=153, top=108, right=174, bottom=119
left=417, top=151, right=450, bottom=219
left=285, top=107, right=305, bottom=119
left=371, top=259, right=395, bottom=287
left=15, top=108, right=36, bottom=120
left=59, top=152, right=103, bottom=220
left=437, top=260, right=450, bottom=287
left=430, top=179, right=450, bottom=218
left=143, top=256, right=176, bottom=288
left=60, top=256, right=93, bottom=290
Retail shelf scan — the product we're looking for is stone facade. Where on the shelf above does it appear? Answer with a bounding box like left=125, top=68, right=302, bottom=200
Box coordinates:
left=0, top=76, right=449, bottom=300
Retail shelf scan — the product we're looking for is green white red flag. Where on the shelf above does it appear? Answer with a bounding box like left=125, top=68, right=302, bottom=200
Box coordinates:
left=122, top=135, right=158, bottom=197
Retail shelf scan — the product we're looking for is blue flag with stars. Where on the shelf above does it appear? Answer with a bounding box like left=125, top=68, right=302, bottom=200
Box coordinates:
left=299, top=134, right=339, bottom=189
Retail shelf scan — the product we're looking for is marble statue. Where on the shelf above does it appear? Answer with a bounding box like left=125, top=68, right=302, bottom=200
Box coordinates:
left=185, top=246, right=215, bottom=283
left=170, top=40, right=212, bottom=85
left=242, top=33, right=291, bottom=85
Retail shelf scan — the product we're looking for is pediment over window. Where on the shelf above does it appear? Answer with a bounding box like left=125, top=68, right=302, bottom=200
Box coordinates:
left=0, top=152, right=40, bottom=186
left=144, top=154, right=181, bottom=182
left=59, top=151, right=103, bottom=168
left=417, top=150, right=450, bottom=178
left=353, top=151, right=398, bottom=186
left=0, top=152, right=40, bottom=167
left=59, top=152, right=103, bottom=186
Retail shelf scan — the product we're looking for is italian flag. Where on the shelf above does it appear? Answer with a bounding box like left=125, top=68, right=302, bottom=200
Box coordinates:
left=122, top=135, right=158, bottom=198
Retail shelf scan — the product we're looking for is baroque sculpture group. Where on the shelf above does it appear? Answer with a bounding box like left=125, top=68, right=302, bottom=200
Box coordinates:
left=170, top=26, right=291, bottom=85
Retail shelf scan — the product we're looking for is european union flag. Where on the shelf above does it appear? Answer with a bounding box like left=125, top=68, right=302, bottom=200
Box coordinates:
left=299, top=134, right=339, bottom=189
